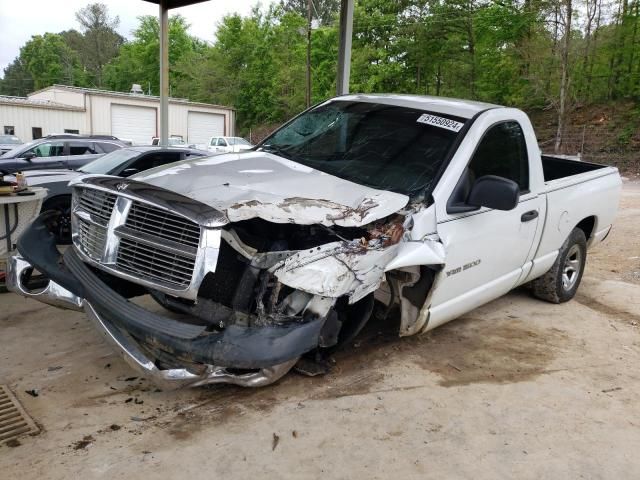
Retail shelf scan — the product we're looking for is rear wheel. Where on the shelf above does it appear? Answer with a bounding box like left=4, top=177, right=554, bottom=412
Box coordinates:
left=41, top=196, right=72, bottom=245
left=531, top=228, right=587, bottom=303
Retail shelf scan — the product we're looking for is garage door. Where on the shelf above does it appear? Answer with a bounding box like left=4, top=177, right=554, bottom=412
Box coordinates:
left=187, top=111, right=225, bottom=145
left=111, top=104, right=156, bottom=145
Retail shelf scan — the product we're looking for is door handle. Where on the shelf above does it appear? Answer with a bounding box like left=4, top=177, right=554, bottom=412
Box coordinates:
left=521, top=210, right=539, bottom=222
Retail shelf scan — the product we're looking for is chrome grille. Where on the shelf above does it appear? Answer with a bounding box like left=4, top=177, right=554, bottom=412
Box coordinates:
left=126, top=202, right=201, bottom=248
left=72, top=185, right=208, bottom=294
left=116, top=238, right=195, bottom=287
left=77, top=218, right=107, bottom=260
left=77, top=188, right=116, bottom=226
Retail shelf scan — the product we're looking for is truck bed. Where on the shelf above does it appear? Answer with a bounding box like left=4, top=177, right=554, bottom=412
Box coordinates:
left=541, top=155, right=608, bottom=182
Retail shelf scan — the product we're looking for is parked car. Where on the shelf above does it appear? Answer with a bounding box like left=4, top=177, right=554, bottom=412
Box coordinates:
left=8, top=94, right=621, bottom=390
left=0, top=135, right=127, bottom=173
left=0, top=134, right=23, bottom=155
left=7, top=146, right=208, bottom=243
left=206, top=136, right=254, bottom=153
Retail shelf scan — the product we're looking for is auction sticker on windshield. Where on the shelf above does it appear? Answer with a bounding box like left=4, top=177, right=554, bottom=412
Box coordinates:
left=416, top=113, right=464, bottom=132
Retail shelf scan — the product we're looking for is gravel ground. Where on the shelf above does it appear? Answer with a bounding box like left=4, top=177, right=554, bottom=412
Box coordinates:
left=0, top=181, right=639, bottom=480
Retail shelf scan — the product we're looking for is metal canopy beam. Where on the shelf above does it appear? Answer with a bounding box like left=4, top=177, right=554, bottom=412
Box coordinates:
left=143, top=0, right=205, bottom=8
left=336, top=0, right=354, bottom=96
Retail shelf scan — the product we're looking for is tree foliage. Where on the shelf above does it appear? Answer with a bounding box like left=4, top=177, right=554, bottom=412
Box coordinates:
left=19, top=33, right=87, bottom=90
left=102, top=14, right=199, bottom=95
left=74, top=3, right=124, bottom=87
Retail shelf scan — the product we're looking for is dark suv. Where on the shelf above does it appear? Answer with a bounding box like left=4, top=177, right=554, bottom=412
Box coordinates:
left=0, top=134, right=128, bottom=173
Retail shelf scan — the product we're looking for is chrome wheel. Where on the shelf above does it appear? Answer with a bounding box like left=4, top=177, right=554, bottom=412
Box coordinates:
left=561, top=244, right=582, bottom=291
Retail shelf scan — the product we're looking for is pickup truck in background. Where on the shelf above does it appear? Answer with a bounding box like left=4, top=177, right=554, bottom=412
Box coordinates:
left=205, top=136, right=254, bottom=153
left=8, top=94, right=621, bottom=389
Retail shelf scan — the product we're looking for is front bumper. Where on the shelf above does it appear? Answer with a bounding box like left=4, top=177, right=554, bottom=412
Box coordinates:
left=7, top=214, right=325, bottom=389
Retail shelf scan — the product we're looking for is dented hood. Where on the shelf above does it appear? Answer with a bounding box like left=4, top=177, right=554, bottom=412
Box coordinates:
left=132, top=152, right=410, bottom=227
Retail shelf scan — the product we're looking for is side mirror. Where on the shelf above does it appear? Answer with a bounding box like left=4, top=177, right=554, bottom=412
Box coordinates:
left=120, top=168, right=139, bottom=177
left=22, top=151, right=36, bottom=160
left=467, top=175, right=520, bottom=211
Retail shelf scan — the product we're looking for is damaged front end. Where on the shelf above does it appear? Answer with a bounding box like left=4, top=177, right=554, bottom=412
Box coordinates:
left=8, top=176, right=445, bottom=389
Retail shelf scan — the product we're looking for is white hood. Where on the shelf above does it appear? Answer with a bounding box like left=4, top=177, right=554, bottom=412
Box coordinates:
left=132, top=151, right=409, bottom=227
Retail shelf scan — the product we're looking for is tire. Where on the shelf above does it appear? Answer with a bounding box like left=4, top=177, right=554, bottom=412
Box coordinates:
left=41, top=196, right=72, bottom=245
left=531, top=228, right=587, bottom=303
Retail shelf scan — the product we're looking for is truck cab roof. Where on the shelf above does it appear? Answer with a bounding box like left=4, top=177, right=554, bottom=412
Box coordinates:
left=336, top=94, right=500, bottom=119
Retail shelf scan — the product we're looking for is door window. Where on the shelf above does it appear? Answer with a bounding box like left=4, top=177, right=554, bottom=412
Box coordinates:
left=217, top=138, right=228, bottom=146
left=30, top=141, right=64, bottom=157
left=467, top=121, right=529, bottom=191
left=68, top=141, right=98, bottom=155
left=210, top=137, right=218, bottom=146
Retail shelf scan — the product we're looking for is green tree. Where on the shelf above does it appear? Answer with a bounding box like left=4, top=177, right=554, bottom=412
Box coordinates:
left=74, top=3, right=124, bottom=87
left=0, top=58, right=34, bottom=96
left=103, top=14, right=198, bottom=95
left=20, top=33, right=87, bottom=90
left=280, top=0, right=341, bottom=25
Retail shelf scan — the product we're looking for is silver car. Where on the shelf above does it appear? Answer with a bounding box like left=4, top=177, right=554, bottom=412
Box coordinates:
left=0, top=134, right=23, bottom=155
left=0, top=135, right=126, bottom=173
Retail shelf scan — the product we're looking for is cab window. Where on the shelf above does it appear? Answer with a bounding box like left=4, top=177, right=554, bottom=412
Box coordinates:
left=217, top=138, right=228, bottom=146
left=210, top=137, right=218, bottom=146
left=467, top=121, right=529, bottom=192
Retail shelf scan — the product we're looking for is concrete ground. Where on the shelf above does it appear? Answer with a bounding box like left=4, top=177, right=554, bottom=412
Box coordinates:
left=1, top=182, right=639, bottom=480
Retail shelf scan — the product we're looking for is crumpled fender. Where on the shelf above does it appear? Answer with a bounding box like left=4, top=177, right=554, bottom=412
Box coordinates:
left=273, top=205, right=446, bottom=304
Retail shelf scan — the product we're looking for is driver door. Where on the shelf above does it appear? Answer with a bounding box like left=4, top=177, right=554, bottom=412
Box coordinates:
left=427, top=121, right=544, bottom=330
left=25, top=141, right=67, bottom=170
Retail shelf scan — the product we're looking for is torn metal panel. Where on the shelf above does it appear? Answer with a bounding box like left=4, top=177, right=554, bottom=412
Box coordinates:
left=132, top=152, right=410, bottom=227
left=273, top=241, right=401, bottom=303
left=384, top=240, right=445, bottom=271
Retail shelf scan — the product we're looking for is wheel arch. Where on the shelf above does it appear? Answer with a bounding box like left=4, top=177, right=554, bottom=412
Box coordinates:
left=41, top=193, right=72, bottom=211
left=574, top=215, right=596, bottom=241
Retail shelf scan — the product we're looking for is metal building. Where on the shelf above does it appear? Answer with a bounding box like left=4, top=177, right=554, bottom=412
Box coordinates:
left=0, top=84, right=235, bottom=145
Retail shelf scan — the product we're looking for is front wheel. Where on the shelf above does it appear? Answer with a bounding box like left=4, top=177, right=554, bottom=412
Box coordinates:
left=41, top=196, right=72, bottom=245
left=531, top=228, right=587, bottom=303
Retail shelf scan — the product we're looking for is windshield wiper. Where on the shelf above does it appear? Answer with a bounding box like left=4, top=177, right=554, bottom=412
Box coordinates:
left=259, top=144, right=292, bottom=160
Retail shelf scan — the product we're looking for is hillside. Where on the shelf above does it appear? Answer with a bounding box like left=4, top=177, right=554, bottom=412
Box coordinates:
left=529, top=101, right=640, bottom=177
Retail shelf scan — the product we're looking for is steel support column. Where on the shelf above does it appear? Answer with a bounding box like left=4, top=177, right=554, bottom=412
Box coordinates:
left=159, top=0, right=169, bottom=146
left=336, top=0, right=354, bottom=96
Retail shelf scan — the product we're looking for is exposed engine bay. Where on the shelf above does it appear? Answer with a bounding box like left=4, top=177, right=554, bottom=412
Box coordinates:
left=143, top=211, right=440, bottom=356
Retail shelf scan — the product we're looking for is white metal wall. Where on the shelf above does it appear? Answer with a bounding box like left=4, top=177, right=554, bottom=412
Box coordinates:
left=89, top=94, right=233, bottom=142
left=3, top=86, right=236, bottom=144
left=29, top=87, right=85, bottom=108
left=0, top=104, right=85, bottom=140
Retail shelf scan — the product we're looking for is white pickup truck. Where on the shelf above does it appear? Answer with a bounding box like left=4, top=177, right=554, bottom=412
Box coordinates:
left=8, top=94, right=621, bottom=389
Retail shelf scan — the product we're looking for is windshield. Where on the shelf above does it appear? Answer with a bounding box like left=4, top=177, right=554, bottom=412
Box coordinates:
left=0, top=135, right=22, bottom=145
left=228, top=137, right=251, bottom=146
left=1, top=139, right=36, bottom=158
left=79, top=148, right=140, bottom=174
left=259, top=101, right=465, bottom=196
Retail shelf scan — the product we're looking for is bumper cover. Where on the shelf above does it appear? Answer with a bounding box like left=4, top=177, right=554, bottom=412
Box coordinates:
left=8, top=214, right=325, bottom=388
